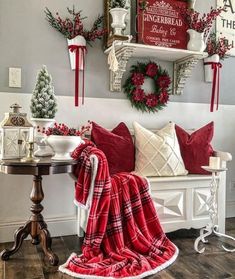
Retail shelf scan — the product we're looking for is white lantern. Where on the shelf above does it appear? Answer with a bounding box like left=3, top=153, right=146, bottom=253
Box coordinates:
left=0, top=104, right=34, bottom=159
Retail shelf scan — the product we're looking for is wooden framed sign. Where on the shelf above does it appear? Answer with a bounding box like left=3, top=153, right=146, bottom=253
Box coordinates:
left=137, top=0, right=188, bottom=49
left=216, top=0, right=235, bottom=56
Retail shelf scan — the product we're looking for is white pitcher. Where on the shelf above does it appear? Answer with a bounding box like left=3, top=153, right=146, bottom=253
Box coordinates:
left=187, top=29, right=206, bottom=52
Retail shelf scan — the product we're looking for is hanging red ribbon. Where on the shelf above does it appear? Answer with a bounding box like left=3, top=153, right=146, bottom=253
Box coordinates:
left=204, top=61, right=222, bottom=112
left=68, top=45, right=87, bottom=107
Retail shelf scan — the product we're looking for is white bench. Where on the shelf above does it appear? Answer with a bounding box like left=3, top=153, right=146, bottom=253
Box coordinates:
left=74, top=131, right=232, bottom=237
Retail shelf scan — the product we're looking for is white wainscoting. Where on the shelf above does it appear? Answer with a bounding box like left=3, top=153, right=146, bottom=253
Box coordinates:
left=0, top=92, right=234, bottom=242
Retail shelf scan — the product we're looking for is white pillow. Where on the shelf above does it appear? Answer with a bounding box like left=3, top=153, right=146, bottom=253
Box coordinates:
left=133, top=122, right=188, bottom=177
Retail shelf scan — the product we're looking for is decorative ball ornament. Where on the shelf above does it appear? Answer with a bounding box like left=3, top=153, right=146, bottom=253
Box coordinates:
left=123, top=62, right=171, bottom=113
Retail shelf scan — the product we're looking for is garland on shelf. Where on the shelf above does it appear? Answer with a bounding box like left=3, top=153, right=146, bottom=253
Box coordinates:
left=123, top=61, right=171, bottom=113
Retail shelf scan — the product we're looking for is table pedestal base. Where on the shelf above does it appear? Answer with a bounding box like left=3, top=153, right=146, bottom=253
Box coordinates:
left=0, top=175, right=59, bottom=266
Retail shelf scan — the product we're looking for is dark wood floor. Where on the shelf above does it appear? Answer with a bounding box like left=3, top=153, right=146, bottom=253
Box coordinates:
left=0, top=219, right=235, bottom=279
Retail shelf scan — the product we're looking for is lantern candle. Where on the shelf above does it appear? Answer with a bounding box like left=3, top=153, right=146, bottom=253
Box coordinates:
left=209, top=156, right=221, bottom=169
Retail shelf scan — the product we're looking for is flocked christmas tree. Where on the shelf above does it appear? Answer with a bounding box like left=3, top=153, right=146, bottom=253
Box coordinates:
left=31, top=65, right=57, bottom=119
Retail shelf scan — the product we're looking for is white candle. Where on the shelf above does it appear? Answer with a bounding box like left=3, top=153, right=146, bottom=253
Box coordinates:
left=209, top=156, right=221, bottom=169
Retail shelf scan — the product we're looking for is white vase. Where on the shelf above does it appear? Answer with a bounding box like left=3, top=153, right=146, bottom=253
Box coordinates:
left=204, top=54, right=220, bottom=83
left=110, top=8, right=128, bottom=36
left=187, top=29, right=206, bottom=52
left=67, top=35, right=86, bottom=70
left=31, top=118, right=55, bottom=157
left=46, top=135, right=83, bottom=161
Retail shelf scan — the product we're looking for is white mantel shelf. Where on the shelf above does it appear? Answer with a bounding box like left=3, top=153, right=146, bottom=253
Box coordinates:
left=104, top=41, right=208, bottom=95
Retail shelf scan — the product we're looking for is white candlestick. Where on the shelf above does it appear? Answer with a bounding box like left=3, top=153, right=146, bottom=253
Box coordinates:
left=209, top=157, right=221, bottom=169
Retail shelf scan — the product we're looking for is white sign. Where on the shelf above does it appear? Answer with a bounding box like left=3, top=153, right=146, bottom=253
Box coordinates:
left=216, top=0, right=235, bottom=56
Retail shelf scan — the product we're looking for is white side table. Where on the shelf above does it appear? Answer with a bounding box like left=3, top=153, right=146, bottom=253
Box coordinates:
left=194, top=166, right=235, bottom=253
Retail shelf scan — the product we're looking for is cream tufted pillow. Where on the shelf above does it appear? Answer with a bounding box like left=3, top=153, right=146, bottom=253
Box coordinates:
left=133, top=122, right=188, bottom=177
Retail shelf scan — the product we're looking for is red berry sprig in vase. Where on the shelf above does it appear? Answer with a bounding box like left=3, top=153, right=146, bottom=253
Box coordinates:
left=178, top=6, right=226, bottom=52
left=43, top=122, right=91, bottom=137
left=204, top=33, right=232, bottom=82
left=40, top=122, right=91, bottom=161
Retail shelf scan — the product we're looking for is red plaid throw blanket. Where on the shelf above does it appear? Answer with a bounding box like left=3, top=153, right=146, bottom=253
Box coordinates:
left=59, top=143, right=178, bottom=278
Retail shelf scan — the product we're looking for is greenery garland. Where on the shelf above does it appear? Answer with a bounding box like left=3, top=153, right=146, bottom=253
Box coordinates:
left=123, top=61, right=171, bottom=113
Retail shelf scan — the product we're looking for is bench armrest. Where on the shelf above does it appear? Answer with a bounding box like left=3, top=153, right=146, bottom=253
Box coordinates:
left=214, top=150, right=232, bottom=162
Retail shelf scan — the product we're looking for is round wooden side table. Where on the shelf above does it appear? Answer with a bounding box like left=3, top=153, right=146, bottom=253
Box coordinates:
left=0, top=158, right=77, bottom=266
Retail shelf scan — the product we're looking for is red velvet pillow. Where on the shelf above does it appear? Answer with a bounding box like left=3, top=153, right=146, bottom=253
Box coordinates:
left=175, top=122, right=214, bottom=174
left=91, top=122, right=135, bottom=175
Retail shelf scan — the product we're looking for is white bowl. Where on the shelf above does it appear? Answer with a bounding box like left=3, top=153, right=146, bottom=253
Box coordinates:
left=46, top=135, right=83, bottom=161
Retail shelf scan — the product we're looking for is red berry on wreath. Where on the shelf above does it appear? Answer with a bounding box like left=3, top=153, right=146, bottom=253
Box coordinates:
left=131, top=73, right=145, bottom=86
left=145, top=94, right=158, bottom=108
left=146, top=63, right=158, bottom=78
left=159, top=91, right=169, bottom=104
left=157, top=75, right=171, bottom=89
left=133, top=88, right=145, bottom=102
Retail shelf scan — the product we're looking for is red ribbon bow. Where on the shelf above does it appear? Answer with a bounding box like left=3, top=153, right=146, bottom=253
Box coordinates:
left=204, top=61, right=222, bottom=112
left=68, top=45, right=87, bottom=107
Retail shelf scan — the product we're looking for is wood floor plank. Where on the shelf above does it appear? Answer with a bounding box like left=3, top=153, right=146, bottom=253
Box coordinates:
left=0, top=243, right=6, bottom=279
left=0, top=251, right=4, bottom=279
left=36, top=237, right=73, bottom=279
left=0, top=218, right=234, bottom=279
left=46, top=271, right=74, bottom=279
left=225, top=218, right=235, bottom=232
left=3, top=240, right=44, bottom=279
left=62, top=235, right=83, bottom=255
left=150, top=269, right=175, bottom=278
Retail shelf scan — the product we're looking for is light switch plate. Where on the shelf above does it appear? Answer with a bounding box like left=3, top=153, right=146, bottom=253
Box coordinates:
left=9, top=67, right=22, bottom=88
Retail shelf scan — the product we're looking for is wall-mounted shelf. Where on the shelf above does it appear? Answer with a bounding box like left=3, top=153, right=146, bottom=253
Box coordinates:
left=104, top=42, right=208, bottom=95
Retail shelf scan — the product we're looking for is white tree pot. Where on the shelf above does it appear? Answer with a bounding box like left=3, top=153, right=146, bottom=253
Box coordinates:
left=31, top=118, right=55, bottom=157
left=204, top=54, right=220, bottom=83
left=45, top=135, right=83, bottom=161
left=67, top=35, right=86, bottom=71
left=110, top=8, right=128, bottom=36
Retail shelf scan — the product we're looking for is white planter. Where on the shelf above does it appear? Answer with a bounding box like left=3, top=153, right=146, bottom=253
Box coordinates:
left=110, top=8, right=128, bottom=36
left=46, top=135, right=83, bottom=161
left=67, top=35, right=86, bottom=70
left=187, top=29, right=206, bottom=52
left=31, top=118, right=55, bottom=157
left=204, top=54, right=220, bottom=83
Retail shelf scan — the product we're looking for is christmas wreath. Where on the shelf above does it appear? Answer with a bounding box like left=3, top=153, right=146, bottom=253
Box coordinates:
left=123, top=61, right=171, bottom=113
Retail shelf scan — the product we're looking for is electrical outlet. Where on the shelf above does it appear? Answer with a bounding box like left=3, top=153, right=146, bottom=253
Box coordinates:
left=230, top=181, right=235, bottom=191
left=9, top=67, right=21, bottom=88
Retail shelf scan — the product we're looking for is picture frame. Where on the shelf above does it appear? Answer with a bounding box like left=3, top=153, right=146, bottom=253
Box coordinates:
left=216, top=0, right=235, bottom=56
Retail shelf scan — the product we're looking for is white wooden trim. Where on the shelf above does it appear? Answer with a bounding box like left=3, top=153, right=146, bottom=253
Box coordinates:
left=0, top=215, right=77, bottom=243
left=227, top=201, right=235, bottom=218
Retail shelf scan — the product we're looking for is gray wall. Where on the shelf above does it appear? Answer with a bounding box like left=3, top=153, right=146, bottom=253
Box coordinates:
left=0, top=0, right=234, bottom=104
